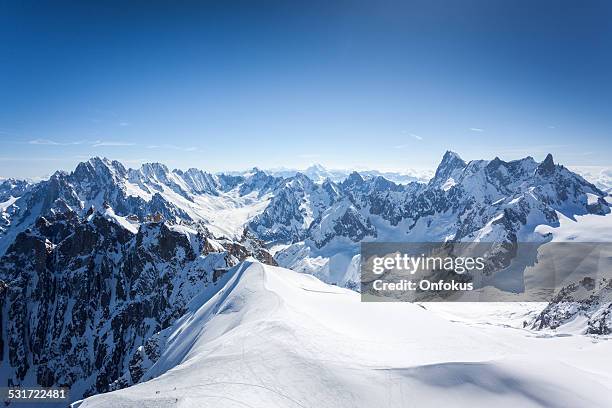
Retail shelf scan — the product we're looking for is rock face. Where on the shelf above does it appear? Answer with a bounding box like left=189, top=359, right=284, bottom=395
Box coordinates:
left=532, top=277, right=612, bottom=335
left=0, top=207, right=275, bottom=400
left=0, top=179, right=33, bottom=237
left=0, top=178, right=32, bottom=202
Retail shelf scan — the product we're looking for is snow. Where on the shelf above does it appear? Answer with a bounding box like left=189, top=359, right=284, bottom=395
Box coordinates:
left=123, top=180, right=154, bottom=201
left=586, top=192, right=600, bottom=205
left=535, top=211, right=612, bottom=242
left=0, top=195, right=18, bottom=212
left=442, top=177, right=456, bottom=191
left=76, top=262, right=612, bottom=408
left=165, top=188, right=272, bottom=239
left=101, top=207, right=139, bottom=234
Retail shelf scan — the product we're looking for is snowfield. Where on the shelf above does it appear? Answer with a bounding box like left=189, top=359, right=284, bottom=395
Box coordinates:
left=76, top=262, right=612, bottom=408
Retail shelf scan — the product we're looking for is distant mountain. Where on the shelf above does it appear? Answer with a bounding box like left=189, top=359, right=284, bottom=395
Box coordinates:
left=0, top=178, right=32, bottom=202
left=265, top=163, right=433, bottom=184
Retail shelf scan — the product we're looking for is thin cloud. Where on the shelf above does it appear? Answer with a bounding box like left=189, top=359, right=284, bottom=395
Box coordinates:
left=410, top=133, right=423, bottom=141
left=147, top=144, right=198, bottom=152
left=28, top=138, right=136, bottom=147
left=28, top=139, right=85, bottom=146
left=0, top=156, right=65, bottom=161
left=119, top=122, right=130, bottom=127
left=469, top=128, right=484, bottom=132
left=93, top=141, right=136, bottom=147
left=394, top=132, right=423, bottom=148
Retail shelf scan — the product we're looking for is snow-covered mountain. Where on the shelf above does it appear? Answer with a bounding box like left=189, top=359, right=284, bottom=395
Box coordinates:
left=271, top=152, right=610, bottom=287
left=0, top=203, right=275, bottom=402
left=75, top=262, right=612, bottom=408
left=0, top=178, right=32, bottom=203
left=1, top=153, right=611, bottom=406
left=1, top=153, right=608, bottom=289
left=0, top=158, right=282, bottom=255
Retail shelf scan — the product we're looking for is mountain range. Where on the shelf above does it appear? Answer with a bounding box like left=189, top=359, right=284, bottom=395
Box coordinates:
left=0, top=152, right=611, bottom=406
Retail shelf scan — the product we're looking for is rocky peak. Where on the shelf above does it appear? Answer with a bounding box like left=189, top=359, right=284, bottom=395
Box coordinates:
left=536, top=153, right=556, bottom=176
left=431, top=151, right=467, bottom=186
left=176, top=168, right=219, bottom=195
left=341, top=171, right=365, bottom=190
left=239, top=169, right=282, bottom=197
left=0, top=178, right=32, bottom=202
left=73, top=157, right=127, bottom=183
left=138, top=162, right=171, bottom=181
left=289, top=172, right=314, bottom=189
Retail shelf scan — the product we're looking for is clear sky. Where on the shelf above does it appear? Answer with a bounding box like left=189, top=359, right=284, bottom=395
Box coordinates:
left=1, top=0, right=611, bottom=179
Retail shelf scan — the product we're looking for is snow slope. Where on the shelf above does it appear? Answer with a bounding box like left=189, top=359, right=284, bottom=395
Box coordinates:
left=535, top=211, right=612, bottom=242
left=76, top=262, right=612, bottom=408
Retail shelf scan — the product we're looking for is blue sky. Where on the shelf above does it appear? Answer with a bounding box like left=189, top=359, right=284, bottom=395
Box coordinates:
left=1, top=0, right=611, bottom=178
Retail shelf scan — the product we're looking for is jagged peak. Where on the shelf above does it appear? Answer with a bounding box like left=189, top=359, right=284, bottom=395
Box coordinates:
left=341, top=171, right=365, bottom=188
left=88, top=156, right=125, bottom=170
left=432, top=151, right=467, bottom=181
left=439, top=151, right=466, bottom=168
left=536, top=153, right=556, bottom=176
left=442, top=150, right=463, bottom=161
left=184, top=167, right=209, bottom=175
left=73, top=157, right=127, bottom=180
left=87, top=156, right=109, bottom=165
left=292, top=171, right=312, bottom=182
left=243, top=167, right=271, bottom=181
left=140, top=162, right=169, bottom=172
left=0, top=177, right=31, bottom=185
left=50, top=169, right=69, bottom=180
left=139, top=162, right=171, bottom=179
left=486, top=156, right=508, bottom=171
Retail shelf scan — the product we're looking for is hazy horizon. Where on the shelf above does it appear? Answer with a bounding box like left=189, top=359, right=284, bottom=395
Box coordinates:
left=0, top=150, right=602, bottom=183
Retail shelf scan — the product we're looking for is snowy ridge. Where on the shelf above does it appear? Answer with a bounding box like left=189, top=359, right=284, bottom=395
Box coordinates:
left=76, top=262, right=612, bottom=408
